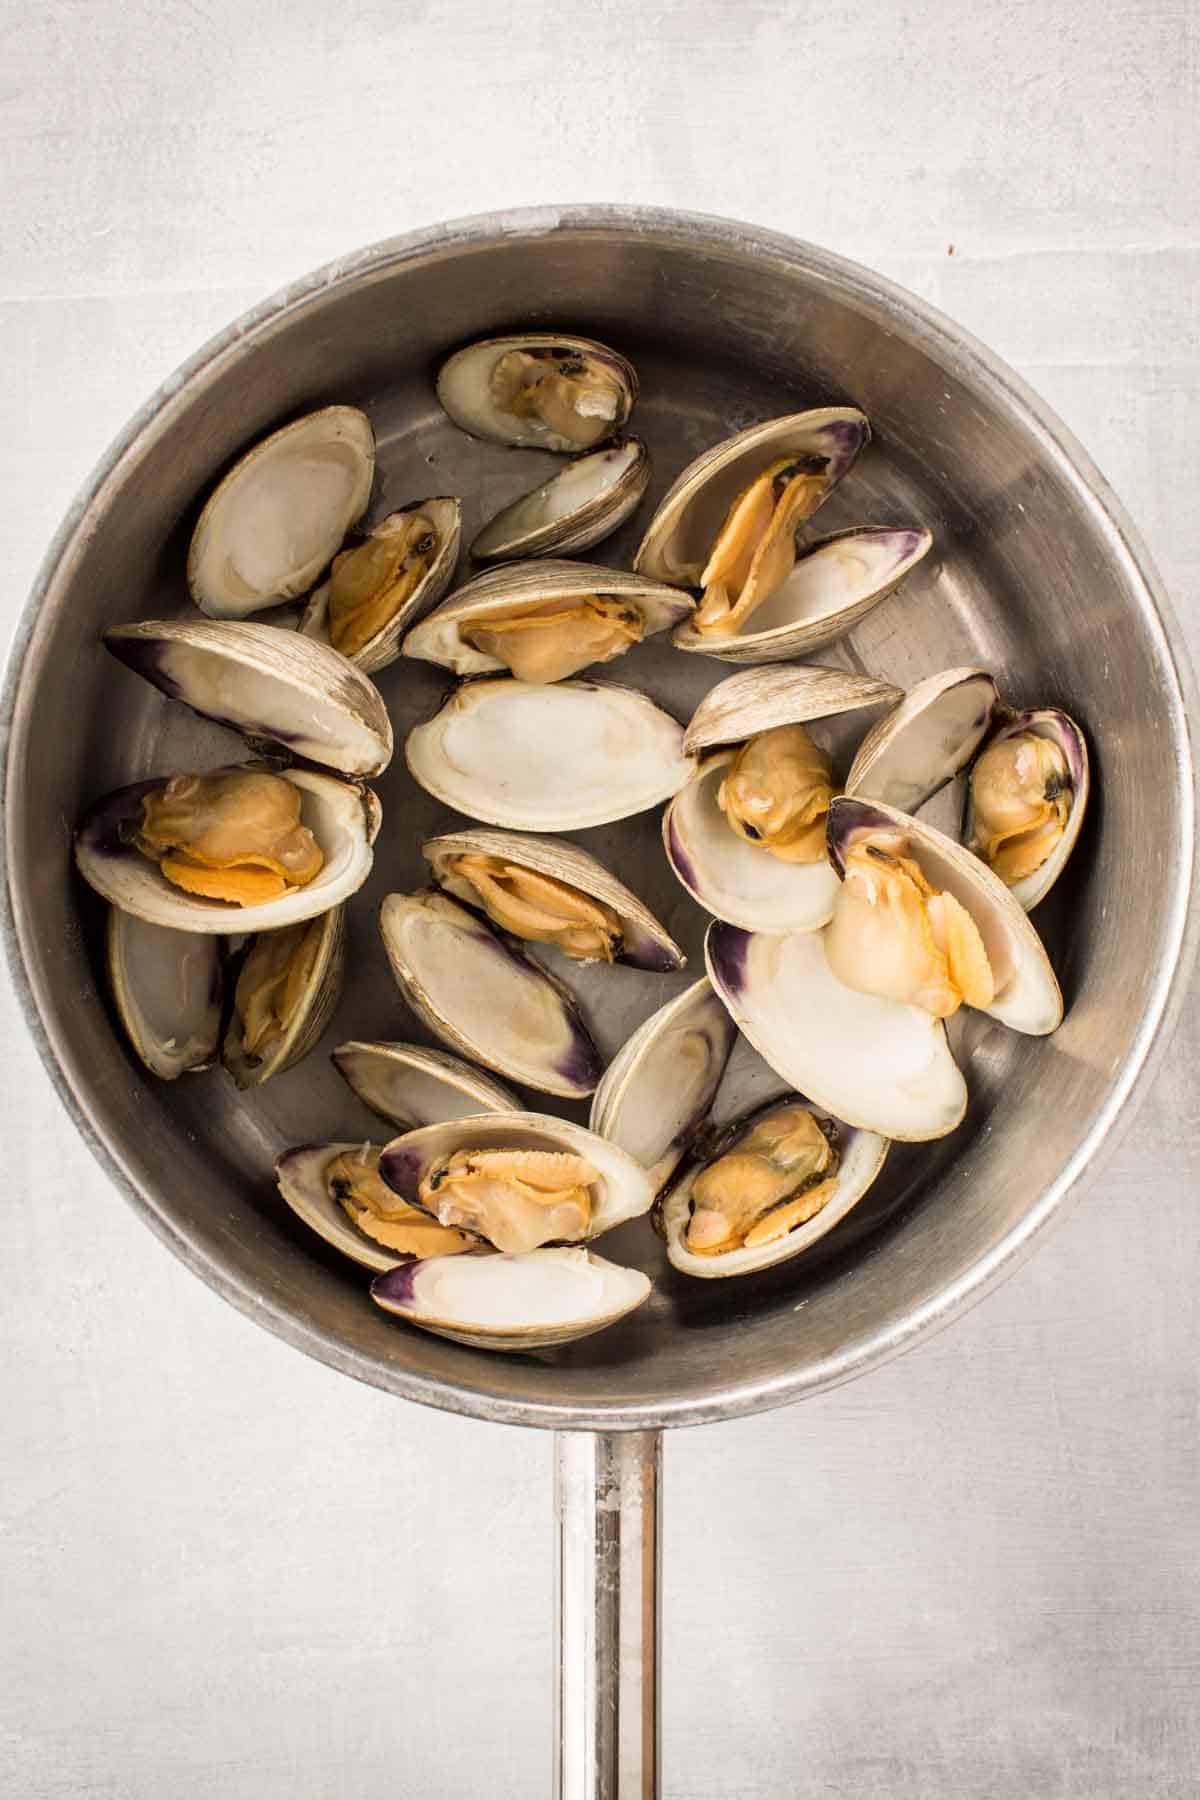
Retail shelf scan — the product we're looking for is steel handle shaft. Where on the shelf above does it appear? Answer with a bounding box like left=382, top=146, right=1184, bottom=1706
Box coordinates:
left=553, top=1430, right=662, bottom=1799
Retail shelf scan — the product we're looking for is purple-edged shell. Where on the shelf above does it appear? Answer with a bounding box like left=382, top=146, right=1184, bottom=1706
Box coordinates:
left=963, top=708, right=1090, bottom=912
left=378, top=889, right=603, bottom=1099
left=845, top=667, right=1000, bottom=814
left=423, top=826, right=684, bottom=974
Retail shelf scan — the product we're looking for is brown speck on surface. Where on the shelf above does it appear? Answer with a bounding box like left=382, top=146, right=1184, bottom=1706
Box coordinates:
left=947, top=243, right=956, bottom=255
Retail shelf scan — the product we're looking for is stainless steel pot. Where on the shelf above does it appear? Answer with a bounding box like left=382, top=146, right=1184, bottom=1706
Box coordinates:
left=3, top=207, right=1196, bottom=1797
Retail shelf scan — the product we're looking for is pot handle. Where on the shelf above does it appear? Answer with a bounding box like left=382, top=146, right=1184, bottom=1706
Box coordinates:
left=554, top=1429, right=662, bottom=1799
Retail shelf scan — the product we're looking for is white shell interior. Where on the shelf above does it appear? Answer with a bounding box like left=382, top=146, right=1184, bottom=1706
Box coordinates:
left=107, top=909, right=223, bottom=1079
left=472, top=441, right=645, bottom=557
left=76, top=767, right=378, bottom=934
left=664, top=754, right=840, bottom=933
left=332, top=1040, right=521, bottom=1128
left=378, top=892, right=598, bottom=1097
left=436, top=336, right=633, bottom=452
left=706, top=923, right=967, bottom=1141
left=373, top=1247, right=651, bottom=1348
left=405, top=679, right=694, bottom=831
left=661, top=1099, right=888, bottom=1279
left=189, top=407, right=374, bottom=618
left=274, top=1141, right=401, bottom=1273
left=846, top=670, right=998, bottom=812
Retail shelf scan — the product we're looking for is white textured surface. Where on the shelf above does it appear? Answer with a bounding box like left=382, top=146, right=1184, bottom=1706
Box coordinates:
left=2, top=1, right=1198, bottom=1795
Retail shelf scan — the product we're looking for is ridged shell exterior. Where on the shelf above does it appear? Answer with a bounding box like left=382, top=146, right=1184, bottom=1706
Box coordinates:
left=471, top=441, right=649, bottom=562
left=660, top=1094, right=888, bottom=1278
left=188, top=406, right=374, bottom=617
left=75, top=764, right=381, bottom=935
left=423, top=827, right=684, bottom=972
left=298, top=497, right=462, bottom=675
left=104, top=618, right=394, bottom=777
left=402, top=559, right=694, bottom=678
left=332, top=1040, right=521, bottom=1129
left=683, top=663, right=902, bottom=755
left=221, top=906, right=344, bottom=1090
left=379, top=890, right=602, bottom=1098
left=845, top=667, right=999, bottom=812
left=589, top=979, right=736, bottom=1191
left=437, top=334, right=637, bottom=452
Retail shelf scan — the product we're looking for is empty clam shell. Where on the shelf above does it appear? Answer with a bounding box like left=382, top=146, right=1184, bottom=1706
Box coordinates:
left=635, top=407, right=868, bottom=586
left=472, top=440, right=650, bottom=562
left=423, top=827, right=684, bottom=972
left=332, top=1041, right=521, bottom=1130
left=379, top=890, right=602, bottom=1098
left=402, top=559, right=694, bottom=683
left=661, top=1094, right=888, bottom=1279
left=189, top=406, right=375, bottom=618
left=297, top=498, right=462, bottom=675
left=963, top=709, right=1089, bottom=911
left=371, top=1247, right=651, bottom=1352
left=106, top=908, right=224, bottom=1079
left=589, top=979, right=736, bottom=1191
left=405, top=677, right=693, bottom=831
left=274, top=1141, right=473, bottom=1273
left=827, top=796, right=1063, bottom=1036
left=221, top=906, right=344, bottom=1090
left=104, top=618, right=394, bottom=778
left=76, top=764, right=381, bottom=934
left=377, top=1111, right=655, bottom=1254
left=437, top=333, right=637, bottom=453
left=845, top=667, right=999, bottom=812
left=670, top=526, right=933, bottom=665
left=706, top=921, right=967, bottom=1142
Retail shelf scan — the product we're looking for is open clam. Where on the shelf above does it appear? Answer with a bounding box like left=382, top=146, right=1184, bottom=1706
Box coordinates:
left=826, top=796, right=1063, bottom=1036
left=379, top=890, right=602, bottom=1098
left=106, top=908, right=224, bottom=1079
left=661, top=1095, right=888, bottom=1278
left=274, top=1141, right=474, bottom=1273
left=706, top=921, right=968, bottom=1142
left=471, top=440, right=649, bottom=563
left=589, top=979, right=736, bottom=1191
left=402, top=560, right=693, bottom=685
left=189, top=406, right=375, bottom=618
left=297, top=498, right=462, bottom=674
left=104, top=619, right=393, bottom=778
left=437, top=333, right=637, bottom=453
left=371, top=1248, right=650, bottom=1352
left=221, top=907, right=343, bottom=1090
left=964, top=709, right=1089, bottom=910
left=423, top=827, right=684, bottom=972
left=845, top=667, right=999, bottom=813
left=405, top=677, right=693, bottom=831
left=665, top=665, right=900, bottom=932
left=332, top=1041, right=520, bottom=1130
left=377, top=1112, right=655, bottom=1255
left=76, top=764, right=380, bottom=933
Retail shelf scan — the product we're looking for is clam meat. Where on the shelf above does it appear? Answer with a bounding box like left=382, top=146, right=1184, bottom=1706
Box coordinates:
left=133, top=769, right=324, bottom=905
left=965, top=710, right=1088, bottom=909
left=222, top=907, right=343, bottom=1089
left=298, top=499, right=462, bottom=675
left=437, top=334, right=637, bottom=453
left=274, top=1141, right=473, bottom=1273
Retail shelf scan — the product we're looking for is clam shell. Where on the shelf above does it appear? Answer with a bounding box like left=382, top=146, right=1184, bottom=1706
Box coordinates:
left=664, top=750, right=841, bottom=933
left=661, top=1095, right=888, bottom=1279
left=105, top=908, right=223, bottom=1079
left=471, top=440, right=650, bottom=562
left=683, top=663, right=901, bottom=756
left=437, top=333, right=637, bottom=453
left=377, top=1111, right=655, bottom=1247
left=297, top=498, right=462, bottom=675
left=188, top=406, right=374, bottom=618
left=104, top=618, right=393, bottom=778
left=221, top=906, right=344, bottom=1090
left=589, top=979, right=736, bottom=1191
left=634, top=407, right=869, bottom=586
left=423, top=826, right=684, bottom=972
left=371, top=1247, right=651, bottom=1352
left=273, top=1141, right=466, bottom=1274
left=705, top=921, right=967, bottom=1142
left=402, top=559, right=694, bottom=679
left=75, top=764, right=381, bottom=934
left=670, top=526, right=933, bottom=665
left=963, top=709, right=1090, bottom=912
left=405, top=677, right=693, bottom=831
left=379, top=890, right=602, bottom=1098
left=332, top=1040, right=521, bottom=1129
left=827, top=796, right=1064, bottom=1035
left=845, top=667, right=999, bottom=812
